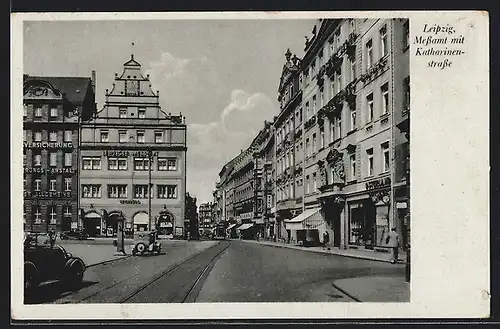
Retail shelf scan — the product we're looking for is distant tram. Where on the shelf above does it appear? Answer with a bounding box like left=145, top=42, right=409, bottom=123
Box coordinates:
left=213, top=222, right=227, bottom=240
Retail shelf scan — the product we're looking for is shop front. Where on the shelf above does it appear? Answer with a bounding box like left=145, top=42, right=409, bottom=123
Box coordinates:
left=157, top=209, right=175, bottom=236
left=284, top=208, right=324, bottom=246
left=105, top=211, right=123, bottom=237
left=133, top=211, right=149, bottom=232
left=236, top=223, right=255, bottom=239
left=82, top=211, right=102, bottom=237
left=347, top=177, right=392, bottom=250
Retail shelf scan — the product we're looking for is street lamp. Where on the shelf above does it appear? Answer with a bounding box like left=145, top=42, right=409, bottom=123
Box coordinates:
left=148, top=146, right=153, bottom=231
left=74, top=108, right=82, bottom=231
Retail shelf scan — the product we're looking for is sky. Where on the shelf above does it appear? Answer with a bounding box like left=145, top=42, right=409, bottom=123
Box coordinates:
left=23, top=19, right=317, bottom=204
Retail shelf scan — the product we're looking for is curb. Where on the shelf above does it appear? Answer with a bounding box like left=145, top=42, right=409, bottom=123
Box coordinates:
left=331, top=282, right=361, bottom=302
left=238, top=239, right=400, bottom=264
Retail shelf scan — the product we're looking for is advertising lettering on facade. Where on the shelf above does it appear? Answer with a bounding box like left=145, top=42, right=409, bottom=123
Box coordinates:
left=365, top=177, right=391, bottom=190
left=24, top=191, right=72, bottom=199
left=23, top=142, right=73, bottom=149
left=119, top=200, right=141, bottom=205
left=24, top=167, right=76, bottom=174
left=103, top=150, right=159, bottom=157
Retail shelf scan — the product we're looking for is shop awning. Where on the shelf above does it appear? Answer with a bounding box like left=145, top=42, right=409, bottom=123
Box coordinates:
left=237, top=223, right=254, bottom=231
left=85, top=212, right=101, bottom=219
left=226, top=223, right=237, bottom=230
left=284, top=208, right=323, bottom=230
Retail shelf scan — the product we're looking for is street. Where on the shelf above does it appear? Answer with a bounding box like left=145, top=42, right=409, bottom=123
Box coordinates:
left=34, top=240, right=408, bottom=304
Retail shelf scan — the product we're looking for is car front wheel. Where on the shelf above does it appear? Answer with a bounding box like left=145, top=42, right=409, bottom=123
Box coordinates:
left=24, top=262, right=40, bottom=301
left=64, top=258, right=85, bottom=290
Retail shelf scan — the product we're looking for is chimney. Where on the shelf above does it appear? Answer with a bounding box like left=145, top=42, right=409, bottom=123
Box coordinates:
left=91, top=70, right=96, bottom=93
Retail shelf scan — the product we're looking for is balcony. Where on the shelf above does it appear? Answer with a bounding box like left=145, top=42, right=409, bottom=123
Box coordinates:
left=359, top=56, right=389, bottom=85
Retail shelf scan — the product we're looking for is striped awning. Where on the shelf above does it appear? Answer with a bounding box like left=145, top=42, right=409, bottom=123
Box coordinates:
left=85, top=212, right=101, bottom=219
left=237, top=223, right=254, bottom=231
left=284, top=208, right=323, bottom=230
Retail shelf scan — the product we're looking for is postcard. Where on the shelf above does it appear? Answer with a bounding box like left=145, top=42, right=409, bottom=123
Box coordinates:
left=11, top=11, right=490, bottom=320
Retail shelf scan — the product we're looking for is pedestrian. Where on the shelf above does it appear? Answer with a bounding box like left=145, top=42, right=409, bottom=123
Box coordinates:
left=386, top=228, right=400, bottom=264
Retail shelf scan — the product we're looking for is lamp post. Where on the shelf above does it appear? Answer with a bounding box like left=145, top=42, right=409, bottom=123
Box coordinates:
left=148, top=146, right=153, bottom=231
left=74, top=108, right=82, bottom=231
left=405, top=146, right=410, bottom=283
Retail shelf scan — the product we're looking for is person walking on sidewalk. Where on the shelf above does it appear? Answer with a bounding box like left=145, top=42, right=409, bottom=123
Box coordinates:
left=386, top=228, right=400, bottom=264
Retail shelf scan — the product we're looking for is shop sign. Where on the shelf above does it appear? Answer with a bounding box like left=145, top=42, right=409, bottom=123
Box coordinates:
left=24, top=167, right=76, bottom=174
left=24, top=191, right=72, bottom=198
left=103, top=150, right=159, bottom=157
left=396, top=202, right=407, bottom=209
left=23, top=142, right=73, bottom=149
left=120, top=199, right=141, bottom=205
left=366, top=177, right=391, bottom=190
left=175, top=227, right=183, bottom=236
left=239, top=212, right=253, bottom=220
left=160, top=222, right=173, bottom=228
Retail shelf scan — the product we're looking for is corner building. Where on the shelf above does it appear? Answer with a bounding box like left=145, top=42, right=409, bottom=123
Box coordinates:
left=79, top=54, right=187, bottom=238
left=23, top=74, right=96, bottom=233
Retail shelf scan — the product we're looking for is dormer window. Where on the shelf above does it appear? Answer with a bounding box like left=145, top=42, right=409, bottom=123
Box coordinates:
left=119, top=107, right=127, bottom=118
left=138, top=108, right=146, bottom=119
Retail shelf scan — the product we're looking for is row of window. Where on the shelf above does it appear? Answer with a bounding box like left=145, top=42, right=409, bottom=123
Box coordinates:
left=82, top=156, right=177, bottom=171
left=81, top=184, right=178, bottom=199
left=24, top=105, right=62, bottom=119
left=118, top=107, right=147, bottom=119
left=25, top=152, right=73, bottom=167
left=24, top=205, right=73, bottom=224
left=25, top=177, right=73, bottom=192
left=278, top=75, right=406, bottom=149
left=24, top=130, right=73, bottom=142
left=276, top=142, right=390, bottom=198
left=99, top=130, right=166, bottom=144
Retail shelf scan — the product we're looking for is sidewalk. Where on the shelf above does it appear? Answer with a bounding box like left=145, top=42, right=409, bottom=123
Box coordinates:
left=333, top=276, right=410, bottom=302
left=60, top=242, right=129, bottom=267
left=238, top=239, right=407, bottom=264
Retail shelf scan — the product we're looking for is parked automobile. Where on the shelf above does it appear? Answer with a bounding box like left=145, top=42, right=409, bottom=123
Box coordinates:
left=24, top=232, right=86, bottom=299
left=59, top=229, right=89, bottom=240
left=131, top=230, right=162, bottom=256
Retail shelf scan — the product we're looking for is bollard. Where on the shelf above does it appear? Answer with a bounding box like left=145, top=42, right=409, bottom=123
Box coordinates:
left=116, top=220, right=125, bottom=255
left=405, top=244, right=411, bottom=282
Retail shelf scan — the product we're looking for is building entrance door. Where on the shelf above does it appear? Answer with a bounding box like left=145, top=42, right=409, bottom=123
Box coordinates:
left=83, top=212, right=102, bottom=237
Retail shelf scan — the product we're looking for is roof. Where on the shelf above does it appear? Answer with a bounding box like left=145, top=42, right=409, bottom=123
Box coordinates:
left=24, top=75, right=93, bottom=105
left=124, top=54, right=141, bottom=67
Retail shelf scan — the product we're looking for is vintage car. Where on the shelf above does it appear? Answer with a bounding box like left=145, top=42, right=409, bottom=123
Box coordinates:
left=131, top=230, right=162, bottom=256
left=59, top=229, right=89, bottom=240
left=24, top=232, right=86, bottom=298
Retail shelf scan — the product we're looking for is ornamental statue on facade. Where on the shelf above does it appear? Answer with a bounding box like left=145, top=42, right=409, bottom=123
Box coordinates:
left=317, top=160, right=328, bottom=187
left=326, top=148, right=345, bottom=185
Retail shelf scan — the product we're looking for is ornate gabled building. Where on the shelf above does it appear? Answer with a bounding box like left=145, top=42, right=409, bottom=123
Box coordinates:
left=274, top=48, right=303, bottom=242
left=23, top=73, right=96, bottom=233
left=79, top=53, right=187, bottom=238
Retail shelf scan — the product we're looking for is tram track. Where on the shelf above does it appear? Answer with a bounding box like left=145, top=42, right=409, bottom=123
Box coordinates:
left=120, top=240, right=230, bottom=303
left=64, top=240, right=229, bottom=304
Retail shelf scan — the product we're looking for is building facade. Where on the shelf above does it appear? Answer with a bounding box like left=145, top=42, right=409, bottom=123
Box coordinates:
left=23, top=74, right=96, bottom=233
left=79, top=54, right=187, bottom=238
left=251, top=121, right=275, bottom=239
left=283, top=18, right=410, bottom=251
left=198, top=202, right=213, bottom=233
left=274, top=49, right=304, bottom=242
left=185, top=192, right=199, bottom=239
left=212, top=18, right=409, bottom=252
